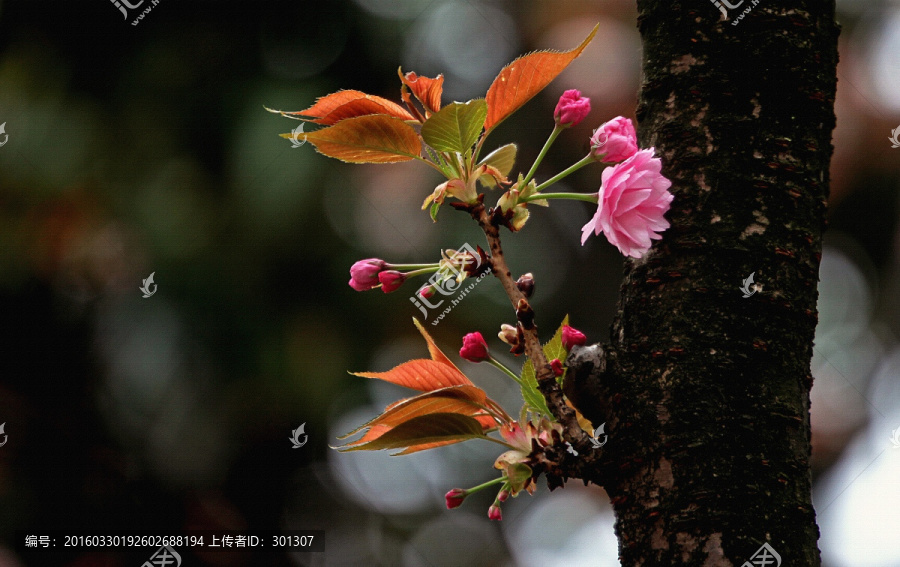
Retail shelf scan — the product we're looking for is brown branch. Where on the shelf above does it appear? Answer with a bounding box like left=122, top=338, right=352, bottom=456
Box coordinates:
left=466, top=200, right=595, bottom=454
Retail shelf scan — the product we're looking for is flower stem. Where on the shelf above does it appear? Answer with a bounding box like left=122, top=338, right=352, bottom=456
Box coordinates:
left=521, top=125, right=563, bottom=187
left=487, top=357, right=524, bottom=385
left=465, top=476, right=506, bottom=494
left=387, top=263, right=441, bottom=270
left=533, top=154, right=594, bottom=193
left=520, top=192, right=599, bottom=204
left=404, top=267, right=440, bottom=278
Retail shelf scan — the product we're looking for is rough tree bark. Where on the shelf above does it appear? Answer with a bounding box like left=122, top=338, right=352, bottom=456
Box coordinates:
left=565, top=1, right=839, bottom=564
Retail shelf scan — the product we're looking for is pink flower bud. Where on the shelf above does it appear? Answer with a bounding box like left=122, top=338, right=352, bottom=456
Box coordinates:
left=488, top=504, right=503, bottom=521
left=419, top=285, right=436, bottom=299
left=590, top=117, right=638, bottom=163
left=459, top=332, right=490, bottom=363
left=497, top=490, right=510, bottom=503
left=550, top=358, right=564, bottom=377
left=378, top=270, right=407, bottom=293
left=554, top=89, right=591, bottom=127
left=348, top=258, right=386, bottom=291
left=445, top=488, right=467, bottom=509
left=562, top=325, right=587, bottom=350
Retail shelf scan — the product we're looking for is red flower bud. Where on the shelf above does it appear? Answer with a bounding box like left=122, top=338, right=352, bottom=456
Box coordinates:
left=497, top=490, right=510, bottom=503
left=550, top=358, right=564, bottom=377
left=348, top=258, right=386, bottom=291
left=488, top=504, right=503, bottom=521
left=459, top=332, right=490, bottom=363
left=561, top=325, right=587, bottom=350
left=445, top=488, right=467, bottom=509
left=378, top=270, right=407, bottom=293
left=419, top=285, right=436, bottom=299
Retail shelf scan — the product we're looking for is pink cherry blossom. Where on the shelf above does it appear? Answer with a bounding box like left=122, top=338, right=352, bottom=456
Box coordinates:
left=581, top=149, right=674, bottom=259
left=554, top=89, right=591, bottom=127
left=590, top=117, right=638, bottom=163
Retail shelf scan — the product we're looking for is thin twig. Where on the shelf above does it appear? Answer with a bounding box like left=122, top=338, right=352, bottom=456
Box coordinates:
left=468, top=201, right=594, bottom=453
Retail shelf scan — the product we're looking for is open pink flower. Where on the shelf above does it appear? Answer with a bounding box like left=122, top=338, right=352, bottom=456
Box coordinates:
left=590, top=117, right=638, bottom=163
left=581, top=149, right=673, bottom=258
left=554, top=89, right=591, bottom=127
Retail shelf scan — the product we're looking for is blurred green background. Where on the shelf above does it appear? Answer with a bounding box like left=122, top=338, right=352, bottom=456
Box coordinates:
left=0, top=1, right=899, bottom=565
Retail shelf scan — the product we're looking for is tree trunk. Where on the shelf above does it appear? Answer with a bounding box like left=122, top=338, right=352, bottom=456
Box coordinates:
left=566, top=1, right=839, bottom=564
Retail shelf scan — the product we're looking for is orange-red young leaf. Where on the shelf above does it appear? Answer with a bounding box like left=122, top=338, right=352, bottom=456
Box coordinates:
left=284, top=114, right=421, bottom=164
left=399, top=68, right=444, bottom=116
left=412, top=317, right=458, bottom=370
left=339, top=385, right=494, bottom=441
left=286, top=90, right=414, bottom=125
left=352, top=359, right=473, bottom=391
left=336, top=413, right=487, bottom=454
left=483, top=23, right=599, bottom=133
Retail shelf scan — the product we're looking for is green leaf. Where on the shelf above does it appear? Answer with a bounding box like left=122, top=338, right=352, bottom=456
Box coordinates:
left=520, top=360, right=552, bottom=417
left=543, top=314, right=570, bottom=384
left=477, top=143, right=517, bottom=188
left=421, top=100, right=487, bottom=153
left=336, top=413, right=487, bottom=454
left=519, top=315, right=570, bottom=416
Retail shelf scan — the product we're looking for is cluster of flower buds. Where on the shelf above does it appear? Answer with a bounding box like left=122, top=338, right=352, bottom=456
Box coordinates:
left=443, top=416, right=565, bottom=522
left=348, top=246, right=489, bottom=295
